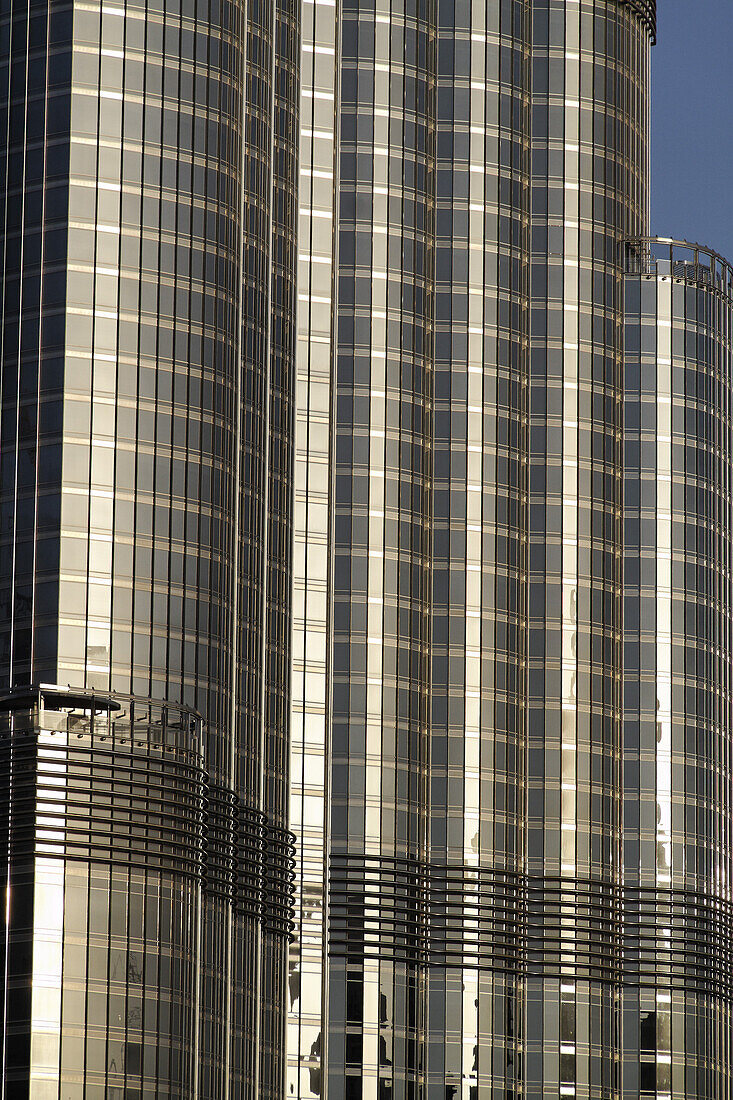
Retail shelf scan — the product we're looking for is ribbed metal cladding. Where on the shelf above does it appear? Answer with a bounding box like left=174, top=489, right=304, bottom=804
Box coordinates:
left=0, top=0, right=299, bottom=1085
left=621, top=0, right=657, bottom=42
left=623, top=238, right=733, bottom=1097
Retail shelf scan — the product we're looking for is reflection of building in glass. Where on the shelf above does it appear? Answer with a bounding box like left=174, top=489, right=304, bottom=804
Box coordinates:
left=2, top=0, right=732, bottom=1096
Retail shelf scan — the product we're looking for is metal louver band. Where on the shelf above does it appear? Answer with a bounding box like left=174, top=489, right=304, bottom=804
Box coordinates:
left=329, top=855, right=733, bottom=1000
left=0, top=688, right=295, bottom=940
left=0, top=691, right=208, bottom=879
left=181, top=788, right=296, bottom=937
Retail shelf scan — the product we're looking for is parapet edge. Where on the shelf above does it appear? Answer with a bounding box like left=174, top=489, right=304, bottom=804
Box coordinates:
left=625, top=237, right=733, bottom=295
left=622, top=0, right=656, bottom=44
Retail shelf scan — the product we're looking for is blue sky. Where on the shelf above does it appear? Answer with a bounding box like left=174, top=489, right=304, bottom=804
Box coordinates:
left=651, top=1, right=733, bottom=261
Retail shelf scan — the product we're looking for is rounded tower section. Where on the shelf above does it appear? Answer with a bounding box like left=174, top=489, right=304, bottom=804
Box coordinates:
left=526, top=0, right=653, bottom=1094
left=0, top=0, right=298, bottom=1091
left=623, top=237, right=733, bottom=1099
left=422, top=0, right=530, bottom=1093
left=286, top=0, right=531, bottom=1095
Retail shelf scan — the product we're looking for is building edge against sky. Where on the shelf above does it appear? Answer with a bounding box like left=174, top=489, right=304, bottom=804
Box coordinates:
left=287, top=0, right=733, bottom=1097
left=1, top=0, right=733, bottom=1099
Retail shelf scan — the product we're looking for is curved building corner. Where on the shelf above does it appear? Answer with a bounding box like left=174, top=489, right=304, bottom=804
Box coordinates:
left=623, top=237, right=733, bottom=1096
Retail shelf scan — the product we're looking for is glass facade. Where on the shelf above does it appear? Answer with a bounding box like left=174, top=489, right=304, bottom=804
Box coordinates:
left=288, top=0, right=530, bottom=1095
left=0, top=0, right=298, bottom=1092
left=0, top=690, right=206, bottom=1097
left=286, top=0, right=729, bottom=1098
left=526, top=2, right=650, bottom=1093
left=623, top=238, right=733, bottom=1098
left=5, top=0, right=733, bottom=1096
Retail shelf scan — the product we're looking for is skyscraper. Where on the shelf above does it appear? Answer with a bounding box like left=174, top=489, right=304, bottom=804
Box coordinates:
left=288, top=1, right=731, bottom=1098
left=1, top=0, right=731, bottom=1098
left=622, top=237, right=733, bottom=1096
left=0, top=0, right=298, bottom=1094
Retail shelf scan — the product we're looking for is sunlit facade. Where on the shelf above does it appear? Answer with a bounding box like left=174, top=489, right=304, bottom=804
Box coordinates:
left=525, top=2, right=650, bottom=1092
left=289, top=0, right=531, bottom=1094
left=3, top=0, right=733, bottom=1097
left=0, top=0, right=298, bottom=1094
left=623, top=237, right=733, bottom=1097
left=289, top=1, right=732, bottom=1099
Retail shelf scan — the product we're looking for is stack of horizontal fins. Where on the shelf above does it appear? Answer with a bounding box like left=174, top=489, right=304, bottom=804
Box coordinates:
left=204, top=783, right=239, bottom=901
left=0, top=727, right=295, bottom=940
left=262, top=825, right=297, bottom=938
left=208, top=790, right=296, bottom=938
left=329, top=854, right=733, bottom=1000
left=0, top=726, right=207, bottom=879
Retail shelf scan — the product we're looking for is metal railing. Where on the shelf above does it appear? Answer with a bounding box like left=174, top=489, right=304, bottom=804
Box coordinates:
left=625, top=237, right=733, bottom=297
left=0, top=684, right=296, bottom=935
left=0, top=684, right=204, bottom=757
left=622, top=0, right=657, bottom=43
